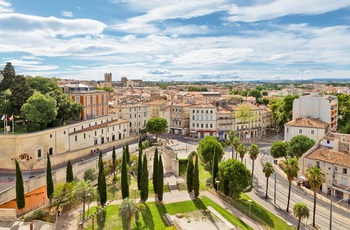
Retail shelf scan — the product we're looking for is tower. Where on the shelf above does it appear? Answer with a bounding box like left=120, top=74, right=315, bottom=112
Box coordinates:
left=104, top=73, right=112, bottom=87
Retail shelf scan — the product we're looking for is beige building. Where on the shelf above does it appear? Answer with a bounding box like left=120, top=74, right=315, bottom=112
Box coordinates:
left=114, top=104, right=150, bottom=136
left=217, top=106, right=234, bottom=140
left=144, top=100, right=169, bottom=118
left=0, top=115, right=129, bottom=170
left=189, top=104, right=217, bottom=138
left=300, top=132, right=350, bottom=202
left=284, top=118, right=330, bottom=142
left=169, top=103, right=191, bottom=135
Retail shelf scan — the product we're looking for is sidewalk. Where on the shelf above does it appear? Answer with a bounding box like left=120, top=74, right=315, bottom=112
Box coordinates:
left=55, top=190, right=265, bottom=230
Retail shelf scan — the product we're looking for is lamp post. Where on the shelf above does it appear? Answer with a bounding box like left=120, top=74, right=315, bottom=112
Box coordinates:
left=248, top=200, right=252, bottom=217
left=215, top=181, right=220, bottom=193
left=133, top=188, right=137, bottom=203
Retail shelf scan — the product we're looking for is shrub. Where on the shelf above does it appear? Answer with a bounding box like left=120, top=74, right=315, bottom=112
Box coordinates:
left=48, top=118, right=61, bottom=127
left=83, top=168, right=97, bottom=181
left=24, top=209, right=45, bottom=221
left=26, top=122, right=41, bottom=132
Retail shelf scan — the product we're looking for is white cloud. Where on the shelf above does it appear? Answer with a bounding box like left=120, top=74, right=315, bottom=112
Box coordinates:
left=162, top=25, right=209, bottom=35
left=4, top=58, right=59, bottom=71
left=61, top=11, right=73, bottom=17
left=0, top=0, right=12, bottom=13
left=226, top=0, right=350, bottom=22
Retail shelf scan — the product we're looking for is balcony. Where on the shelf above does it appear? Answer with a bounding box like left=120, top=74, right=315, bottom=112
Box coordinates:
left=219, top=122, right=233, bottom=126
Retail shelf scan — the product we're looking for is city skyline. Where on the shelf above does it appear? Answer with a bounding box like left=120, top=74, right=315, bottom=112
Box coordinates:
left=0, top=0, right=350, bottom=81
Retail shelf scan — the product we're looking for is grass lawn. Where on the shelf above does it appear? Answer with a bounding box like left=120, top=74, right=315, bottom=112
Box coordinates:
left=83, top=196, right=252, bottom=230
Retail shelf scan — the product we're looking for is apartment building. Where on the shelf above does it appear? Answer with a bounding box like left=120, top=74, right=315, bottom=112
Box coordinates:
left=300, top=132, right=350, bottom=202
left=293, top=94, right=338, bottom=131
left=62, top=83, right=109, bottom=120
left=114, top=104, right=150, bottom=136
left=217, top=106, right=234, bottom=140
left=189, top=104, right=217, bottom=138
left=169, top=103, right=191, bottom=135
left=144, top=100, right=169, bottom=118
left=284, top=118, right=330, bottom=142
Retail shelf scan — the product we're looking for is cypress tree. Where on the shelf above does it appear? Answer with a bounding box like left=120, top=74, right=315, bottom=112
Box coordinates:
left=152, top=147, right=159, bottom=194
left=140, top=154, right=149, bottom=202
left=157, top=155, right=164, bottom=202
left=193, top=153, right=200, bottom=198
left=125, top=143, right=130, bottom=165
left=186, top=154, right=194, bottom=192
left=112, top=146, right=116, bottom=179
left=138, top=135, right=142, bottom=149
left=137, top=147, right=143, bottom=190
left=98, top=151, right=107, bottom=205
left=121, top=149, right=129, bottom=199
left=46, top=153, right=54, bottom=206
left=15, top=159, right=25, bottom=210
left=212, top=147, right=219, bottom=190
left=66, top=160, right=73, bottom=183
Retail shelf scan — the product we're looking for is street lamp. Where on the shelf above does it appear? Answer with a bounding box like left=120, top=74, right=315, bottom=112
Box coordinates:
left=133, top=188, right=137, bottom=203
left=215, top=181, right=220, bottom=193
left=248, top=200, right=252, bottom=217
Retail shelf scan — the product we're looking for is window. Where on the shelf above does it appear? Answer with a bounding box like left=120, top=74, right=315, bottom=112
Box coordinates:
left=343, top=168, right=347, bottom=174
left=101, top=129, right=103, bottom=134
left=211, top=110, right=213, bottom=114
left=193, top=116, right=195, bottom=120
left=327, top=140, right=330, bottom=144
left=87, top=97, right=90, bottom=105
left=84, top=133, right=86, bottom=139
left=95, top=131, right=97, bottom=136
left=192, top=123, right=195, bottom=128
left=104, top=95, right=107, bottom=103
left=64, top=131, right=66, bottom=134
left=206, top=110, right=208, bottom=113
left=206, top=124, right=208, bottom=128
left=74, top=128, right=76, bottom=132
left=75, top=96, right=80, bottom=103
left=37, top=149, right=42, bottom=158
left=201, top=124, right=203, bottom=128
left=50, top=134, right=52, bottom=138
left=94, top=139, right=98, bottom=145
left=49, top=148, right=53, bottom=156
left=342, top=178, right=347, bottom=186
left=311, top=130, right=315, bottom=135
left=299, top=129, right=302, bottom=134
left=210, top=124, right=213, bottom=128
left=335, top=166, right=338, bottom=171
left=99, top=95, right=102, bottom=104
left=316, top=161, right=320, bottom=168
left=75, top=135, right=77, bottom=141
left=286, top=128, right=289, bottom=133
left=193, top=110, right=195, bottom=113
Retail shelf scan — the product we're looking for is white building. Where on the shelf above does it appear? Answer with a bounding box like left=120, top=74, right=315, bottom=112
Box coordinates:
left=114, top=104, right=150, bottom=136
left=284, top=117, right=330, bottom=142
left=189, top=104, right=217, bottom=138
left=293, top=94, right=338, bottom=131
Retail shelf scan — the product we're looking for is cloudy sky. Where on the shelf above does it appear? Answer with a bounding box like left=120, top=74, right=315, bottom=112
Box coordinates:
left=0, top=0, right=350, bottom=81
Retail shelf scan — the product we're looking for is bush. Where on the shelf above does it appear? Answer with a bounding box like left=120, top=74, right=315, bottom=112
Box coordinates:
left=48, top=118, right=61, bottom=127
left=83, top=168, right=97, bottom=181
left=24, top=209, right=45, bottom=221
left=178, top=159, right=189, bottom=165
left=26, top=122, right=41, bottom=132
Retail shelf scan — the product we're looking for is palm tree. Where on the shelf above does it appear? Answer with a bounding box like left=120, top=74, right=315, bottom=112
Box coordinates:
left=293, top=202, right=309, bottom=230
left=228, top=130, right=240, bottom=159
left=74, top=180, right=95, bottom=222
left=237, top=144, right=247, bottom=163
left=283, top=158, right=299, bottom=212
left=119, top=198, right=139, bottom=230
left=306, top=166, right=325, bottom=228
left=262, top=162, right=274, bottom=199
left=248, top=143, right=260, bottom=187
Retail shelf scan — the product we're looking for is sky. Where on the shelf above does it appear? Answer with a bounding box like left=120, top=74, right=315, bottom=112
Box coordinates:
left=0, top=0, right=350, bottom=82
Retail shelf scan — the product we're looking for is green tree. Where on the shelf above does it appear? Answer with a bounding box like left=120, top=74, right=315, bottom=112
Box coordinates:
left=140, top=154, right=149, bottom=202
left=74, top=180, right=95, bottom=223
left=306, top=167, right=325, bottom=228
left=193, top=153, right=200, bottom=198
left=248, top=143, right=260, bottom=187
left=52, top=182, right=75, bottom=220
left=121, top=149, right=129, bottom=199
left=289, top=135, right=315, bottom=158
left=197, top=136, right=224, bottom=168
left=125, top=143, right=130, bottom=165
left=235, top=104, right=258, bottom=138
left=270, top=95, right=299, bottom=130
left=112, top=146, right=117, bottom=180
left=283, top=158, right=299, bottom=212
left=157, top=155, right=164, bottom=202
left=262, top=162, right=274, bottom=199
left=98, top=151, right=107, bottom=205
left=212, top=146, right=219, bottom=189
left=152, top=147, right=159, bottom=194
left=10, top=75, right=33, bottom=115
left=27, top=76, right=61, bottom=94
left=119, top=198, right=140, bottom=230
left=228, top=130, right=240, bottom=159
left=249, top=89, right=262, bottom=100
left=83, top=168, right=96, bottom=181
left=21, top=91, right=58, bottom=126
left=146, top=117, right=168, bottom=140
left=186, top=152, right=194, bottom=192
left=137, top=145, right=143, bottom=190
left=293, top=202, right=309, bottom=230
left=47, top=89, right=82, bottom=124
left=237, top=143, right=247, bottom=163
left=270, top=141, right=289, bottom=159
left=15, top=159, right=25, bottom=210
left=0, top=62, right=16, bottom=91
left=0, top=89, right=13, bottom=116
left=66, top=160, right=73, bottom=183
left=337, top=94, right=350, bottom=133
left=218, top=159, right=252, bottom=198
left=46, top=153, right=54, bottom=207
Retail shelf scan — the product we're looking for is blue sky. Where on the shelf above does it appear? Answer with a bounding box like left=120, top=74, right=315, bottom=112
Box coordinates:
left=0, top=0, right=350, bottom=81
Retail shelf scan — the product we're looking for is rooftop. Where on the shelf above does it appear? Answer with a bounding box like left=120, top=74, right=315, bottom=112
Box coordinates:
left=306, top=145, right=350, bottom=168
left=286, top=118, right=329, bottom=129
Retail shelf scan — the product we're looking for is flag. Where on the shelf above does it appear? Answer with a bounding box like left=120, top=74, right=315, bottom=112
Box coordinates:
left=9, top=114, right=13, bottom=121
left=0, top=115, right=4, bottom=120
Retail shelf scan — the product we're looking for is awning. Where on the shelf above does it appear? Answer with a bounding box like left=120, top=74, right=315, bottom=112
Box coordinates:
left=170, top=127, right=183, bottom=130
left=299, top=175, right=307, bottom=182
left=190, top=130, right=197, bottom=133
